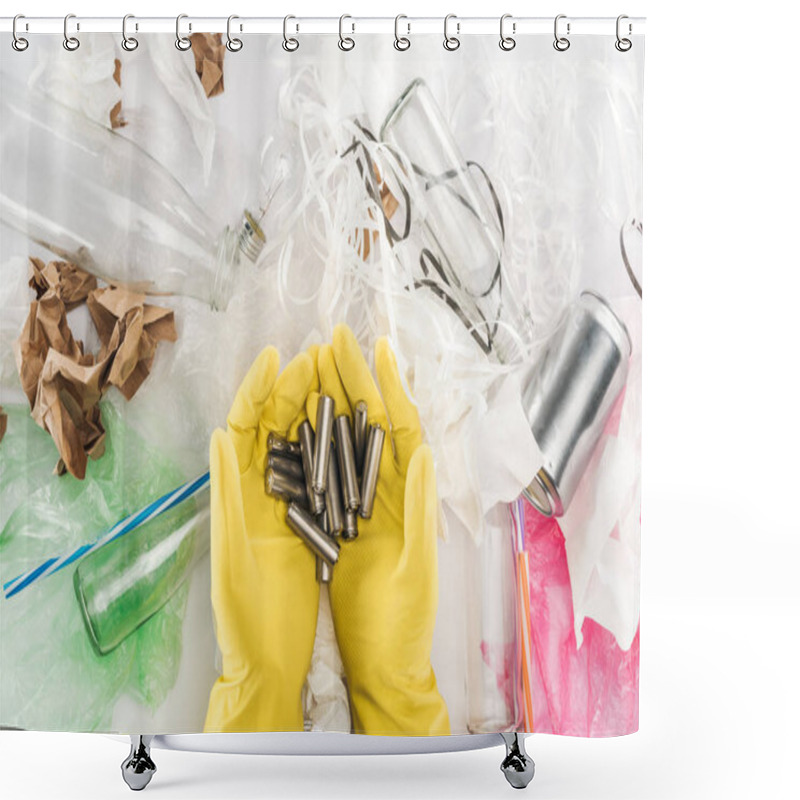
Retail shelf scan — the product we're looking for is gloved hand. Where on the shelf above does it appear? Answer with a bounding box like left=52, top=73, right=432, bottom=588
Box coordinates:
left=308, top=325, right=450, bottom=736
left=205, top=347, right=319, bottom=733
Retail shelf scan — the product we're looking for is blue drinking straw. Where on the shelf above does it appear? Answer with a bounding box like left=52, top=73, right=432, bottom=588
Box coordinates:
left=2, top=471, right=210, bottom=600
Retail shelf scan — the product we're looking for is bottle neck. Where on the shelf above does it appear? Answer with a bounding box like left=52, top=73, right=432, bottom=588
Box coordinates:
left=211, top=211, right=266, bottom=311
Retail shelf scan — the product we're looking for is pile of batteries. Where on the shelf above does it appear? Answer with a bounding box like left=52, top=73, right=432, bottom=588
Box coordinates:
left=265, top=397, right=385, bottom=583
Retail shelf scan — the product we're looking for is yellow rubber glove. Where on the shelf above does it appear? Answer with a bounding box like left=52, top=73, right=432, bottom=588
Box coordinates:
left=205, top=347, right=319, bottom=733
left=308, top=325, right=450, bottom=736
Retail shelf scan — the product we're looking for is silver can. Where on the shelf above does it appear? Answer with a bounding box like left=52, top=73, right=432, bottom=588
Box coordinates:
left=521, top=291, right=631, bottom=517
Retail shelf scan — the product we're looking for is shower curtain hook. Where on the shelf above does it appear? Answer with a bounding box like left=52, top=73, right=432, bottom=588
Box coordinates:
left=176, top=14, right=192, bottom=51
left=12, top=14, right=29, bottom=51
left=63, top=13, right=80, bottom=51
left=283, top=15, right=299, bottom=51
left=553, top=14, right=570, bottom=51
left=499, top=14, right=516, bottom=51
left=339, top=14, right=355, bottom=51
left=444, top=14, right=460, bottom=51
left=615, top=14, right=632, bottom=51
left=226, top=15, right=243, bottom=52
left=394, top=14, right=411, bottom=51
left=121, top=14, right=139, bottom=51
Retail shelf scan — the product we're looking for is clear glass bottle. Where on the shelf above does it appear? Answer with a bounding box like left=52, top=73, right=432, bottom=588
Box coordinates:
left=0, top=76, right=263, bottom=310
left=380, top=79, right=535, bottom=364
left=73, top=487, right=209, bottom=655
left=465, top=507, right=521, bottom=733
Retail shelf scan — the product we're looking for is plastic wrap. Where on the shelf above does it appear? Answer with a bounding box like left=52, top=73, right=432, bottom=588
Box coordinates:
left=0, top=403, right=190, bottom=731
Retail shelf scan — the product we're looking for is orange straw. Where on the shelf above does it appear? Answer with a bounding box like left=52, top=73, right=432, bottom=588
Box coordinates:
left=512, top=499, right=535, bottom=731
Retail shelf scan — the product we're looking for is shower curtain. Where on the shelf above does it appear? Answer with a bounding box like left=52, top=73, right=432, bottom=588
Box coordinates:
left=0, top=25, right=643, bottom=738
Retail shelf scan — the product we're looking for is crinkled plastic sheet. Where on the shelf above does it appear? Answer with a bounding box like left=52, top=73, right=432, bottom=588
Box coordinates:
left=0, top=403, right=189, bottom=731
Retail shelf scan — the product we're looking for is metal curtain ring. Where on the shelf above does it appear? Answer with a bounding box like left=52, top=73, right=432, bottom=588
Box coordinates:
left=553, top=14, right=570, bottom=51
left=339, top=14, right=355, bottom=51
left=394, top=14, right=410, bottom=51
left=443, top=14, right=460, bottom=51
left=12, top=14, right=29, bottom=51
left=63, top=13, right=80, bottom=51
left=499, top=14, right=515, bottom=51
left=615, top=14, right=632, bottom=51
left=121, top=14, right=139, bottom=51
left=283, top=15, right=299, bottom=51
left=176, top=14, right=192, bottom=51
left=226, top=15, right=243, bottom=51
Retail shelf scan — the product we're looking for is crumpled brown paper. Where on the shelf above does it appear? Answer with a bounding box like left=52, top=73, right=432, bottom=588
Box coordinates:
left=14, top=258, right=177, bottom=479
left=0, top=406, right=7, bottom=444
left=190, top=33, right=226, bottom=98
left=29, top=257, right=98, bottom=309
left=87, top=287, right=177, bottom=401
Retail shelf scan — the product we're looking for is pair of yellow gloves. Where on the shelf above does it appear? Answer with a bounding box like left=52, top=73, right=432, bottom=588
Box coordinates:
left=204, top=325, right=449, bottom=736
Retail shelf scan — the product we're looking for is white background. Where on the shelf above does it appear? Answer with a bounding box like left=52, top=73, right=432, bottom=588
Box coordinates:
left=1, top=1, right=798, bottom=798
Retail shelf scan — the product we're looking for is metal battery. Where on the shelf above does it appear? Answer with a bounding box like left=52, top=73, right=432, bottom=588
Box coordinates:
left=325, top=451, right=345, bottom=536
left=265, top=469, right=308, bottom=507
left=312, top=395, right=335, bottom=494
left=267, top=451, right=305, bottom=482
left=521, top=291, right=631, bottom=517
left=353, top=401, right=369, bottom=475
left=298, top=420, right=325, bottom=515
left=334, top=415, right=361, bottom=511
left=267, top=432, right=302, bottom=460
left=316, top=557, right=334, bottom=584
left=342, top=508, right=359, bottom=541
left=286, top=503, right=340, bottom=565
left=358, top=424, right=385, bottom=519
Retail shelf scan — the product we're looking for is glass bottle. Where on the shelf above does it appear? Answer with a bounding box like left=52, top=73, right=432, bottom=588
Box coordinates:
left=465, top=507, right=521, bottom=733
left=380, top=79, right=535, bottom=364
left=0, top=75, right=263, bottom=310
left=73, top=487, right=209, bottom=655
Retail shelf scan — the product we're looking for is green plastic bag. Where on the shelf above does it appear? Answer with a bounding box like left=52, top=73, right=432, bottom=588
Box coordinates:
left=0, top=401, right=190, bottom=731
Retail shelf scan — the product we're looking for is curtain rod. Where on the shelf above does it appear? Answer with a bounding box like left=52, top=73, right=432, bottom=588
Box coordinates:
left=1, top=16, right=646, bottom=37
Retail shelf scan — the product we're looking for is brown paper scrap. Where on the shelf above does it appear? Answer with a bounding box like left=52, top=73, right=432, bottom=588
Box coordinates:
left=87, top=287, right=177, bottom=401
left=17, top=259, right=95, bottom=407
left=29, top=256, right=97, bottom=309
left=33, top=350, right=109, bottom=478
left=356, top=165, right=400, bottom=261
left=0, top=406, right=7, bottom=444
left=110, top=58, right=126, bottom=129
left=190, top=33, right=226, bottom=98
left=14, top=259, right=177, bottom=479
